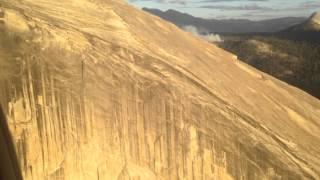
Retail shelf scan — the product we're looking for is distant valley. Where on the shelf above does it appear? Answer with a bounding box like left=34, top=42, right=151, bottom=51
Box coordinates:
left=220, top=36, right=320, bottom=98
left=220, top=12, right=320, bottom=98
left=143, top=8, right=306, bottom=34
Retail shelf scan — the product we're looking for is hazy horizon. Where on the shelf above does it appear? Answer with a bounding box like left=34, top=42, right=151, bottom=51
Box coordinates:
left=128, top=0, right=320, bottom=20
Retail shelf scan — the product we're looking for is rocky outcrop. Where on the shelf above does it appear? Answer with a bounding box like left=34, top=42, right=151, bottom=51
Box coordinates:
left=310, top=12, right=320, bottom=25
left=0, top=0, right=320, bottom=179
left=283, top=11, right=320, bottom=32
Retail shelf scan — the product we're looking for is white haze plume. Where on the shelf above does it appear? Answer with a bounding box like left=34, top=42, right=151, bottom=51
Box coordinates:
left=182, top=25, right=223, bottom=43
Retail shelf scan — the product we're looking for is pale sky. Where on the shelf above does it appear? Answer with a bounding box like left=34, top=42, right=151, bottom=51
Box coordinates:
left=128, top=0, right=320, bottom=20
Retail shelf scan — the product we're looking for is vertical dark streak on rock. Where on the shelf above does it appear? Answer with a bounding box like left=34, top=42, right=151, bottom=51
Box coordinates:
left=27, top=56, right=36, bottom=122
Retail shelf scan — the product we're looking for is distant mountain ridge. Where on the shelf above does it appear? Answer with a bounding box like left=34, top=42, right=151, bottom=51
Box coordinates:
left=143, top=8, right=306, bottom=34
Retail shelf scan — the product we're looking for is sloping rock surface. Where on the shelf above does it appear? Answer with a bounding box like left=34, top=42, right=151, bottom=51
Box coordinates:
left=286, top=11, right=320, bottom=31
left=0, top=0, right=320, bottom=179
left=310, top=12, right=320, bottom=25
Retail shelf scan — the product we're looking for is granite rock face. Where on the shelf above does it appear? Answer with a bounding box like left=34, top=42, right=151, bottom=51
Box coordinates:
left=0, top=0, right=320, bottom=179
left=310, top=12, right=320, bottom=25
left=308, top=12, right=320, bottom=31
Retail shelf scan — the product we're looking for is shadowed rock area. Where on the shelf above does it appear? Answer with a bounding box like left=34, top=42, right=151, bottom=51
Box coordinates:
left=0, top=0, right=320, bottom=179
